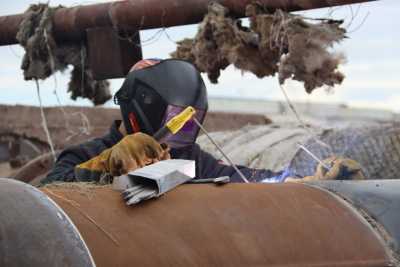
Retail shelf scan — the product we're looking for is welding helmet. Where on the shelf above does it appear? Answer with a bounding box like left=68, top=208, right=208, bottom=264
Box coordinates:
left=114, top=59, right=208, bottom=148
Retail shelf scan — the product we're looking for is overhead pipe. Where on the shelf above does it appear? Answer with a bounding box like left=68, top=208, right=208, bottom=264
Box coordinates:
left=0, top=0, right=377, bottom=46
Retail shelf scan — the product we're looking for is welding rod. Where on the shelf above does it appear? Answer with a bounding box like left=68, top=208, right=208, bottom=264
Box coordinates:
left=297, top=143, right=331, bottom=171
left=193, top=117, right=249, bottom=183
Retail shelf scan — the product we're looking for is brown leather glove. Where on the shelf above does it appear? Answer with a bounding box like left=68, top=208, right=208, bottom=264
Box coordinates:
left=311, top=156, right=365, bottom=181
left=75, top=133, right=170, bottom=180
left=286, top=156, right=365, bottom=183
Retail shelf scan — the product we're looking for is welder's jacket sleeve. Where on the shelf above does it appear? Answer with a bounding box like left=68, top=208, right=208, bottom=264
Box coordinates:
left=43, top=121, right=281, bottom=184
left=175, top=144, right=281, bottom=183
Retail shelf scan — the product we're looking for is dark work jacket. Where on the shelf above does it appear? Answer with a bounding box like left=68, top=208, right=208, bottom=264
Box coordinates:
left=43, top=121, right=280, bottom=184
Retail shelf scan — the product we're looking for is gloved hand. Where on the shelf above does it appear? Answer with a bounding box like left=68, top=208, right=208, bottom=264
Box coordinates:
left=75, top=133, right=170, bottom=180
left=285, top=156, right=365, bottom=183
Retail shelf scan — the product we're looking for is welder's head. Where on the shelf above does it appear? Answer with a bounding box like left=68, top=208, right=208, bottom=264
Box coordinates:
left=114, top=59, right=208, bottom=148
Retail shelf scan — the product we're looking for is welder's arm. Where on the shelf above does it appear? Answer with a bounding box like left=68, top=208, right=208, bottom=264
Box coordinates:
left=43, top=133, right=169, bottom=185
left=196, top=147, right=283, bottom=183
left=285, top=157, right=365, bottom=182
left=74, top=133, right=170, bottom=181
left=42, top=143, right=98, bottom=184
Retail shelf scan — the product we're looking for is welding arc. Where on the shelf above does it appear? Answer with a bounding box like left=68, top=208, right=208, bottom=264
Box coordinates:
left=193, top=117, right=249, bottom=183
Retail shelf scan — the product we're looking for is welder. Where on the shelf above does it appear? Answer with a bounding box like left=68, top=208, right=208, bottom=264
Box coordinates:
left=43, top=59, right=359, bottom=184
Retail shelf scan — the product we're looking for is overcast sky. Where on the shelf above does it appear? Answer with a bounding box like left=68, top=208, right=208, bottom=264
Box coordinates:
left=0, top=0, right=398, bottom=111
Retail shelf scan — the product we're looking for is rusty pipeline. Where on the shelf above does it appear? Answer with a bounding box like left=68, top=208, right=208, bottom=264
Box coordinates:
left=42, top=182, right=391, bottom=267
left=0, top=0, right=377, bottom=46
left=0, top=178, right=395, bottom=266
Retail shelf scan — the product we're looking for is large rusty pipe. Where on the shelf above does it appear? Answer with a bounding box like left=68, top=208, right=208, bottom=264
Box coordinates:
left=43, top=183, right=391, bottom=266
left=0, top=0, right=377, bottom=46
left=0, top=178, right=394, bottom=266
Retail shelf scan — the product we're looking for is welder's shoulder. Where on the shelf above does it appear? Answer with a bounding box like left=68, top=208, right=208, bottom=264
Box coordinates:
left=191, top=143, right=222, bottom=169
left=195, top=143, right=219, bottom=159
left=188, top=143, right=214, bottom=160
left=172, top=143, right=216, bottom=166
left=42, top=133, right=117, bottom=184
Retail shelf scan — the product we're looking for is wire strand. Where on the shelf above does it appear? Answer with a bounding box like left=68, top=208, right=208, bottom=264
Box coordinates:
left=35, top=80, right=57, bottom=162
left=278, top=82, right=334, bottom=155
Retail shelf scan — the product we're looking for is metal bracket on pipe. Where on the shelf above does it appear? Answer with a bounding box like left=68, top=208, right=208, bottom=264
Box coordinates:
left=86, top=27, right=142, bottom=80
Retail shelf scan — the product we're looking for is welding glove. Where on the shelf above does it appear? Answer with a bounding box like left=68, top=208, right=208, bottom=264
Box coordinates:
left=285, top=156, right=365, bottom=182
left=75, top=132, right=170, bottom=181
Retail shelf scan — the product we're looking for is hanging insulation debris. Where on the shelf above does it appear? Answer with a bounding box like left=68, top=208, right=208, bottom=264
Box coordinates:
left=16, top=4, right=111, bottom=105
left=171, top=2, right=347, bottom=93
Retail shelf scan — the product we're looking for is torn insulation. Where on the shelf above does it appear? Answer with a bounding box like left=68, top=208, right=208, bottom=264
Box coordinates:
left=16, top=4, right=111, bottom=105
left=172, top=2, right=347, bottom=93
